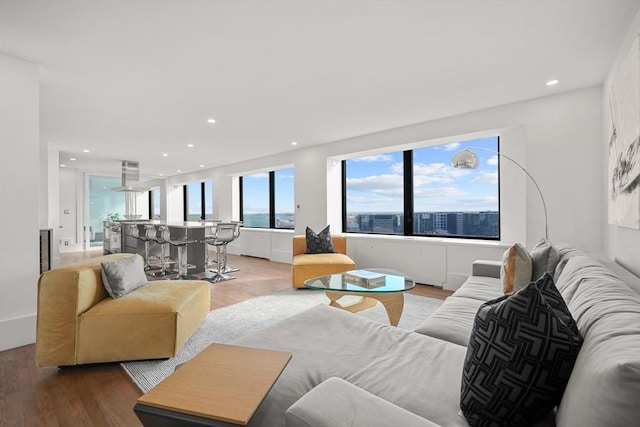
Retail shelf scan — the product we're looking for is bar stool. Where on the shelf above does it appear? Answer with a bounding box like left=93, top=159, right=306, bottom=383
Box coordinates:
left=149, top=225, right=176, bottom=278
left=167, top=228, right=198, bottom=280
left=202, top=221, right=221, bottom=268
left=135, top=224, right=160, bottom=271
left=219, top=221, right=242, bottom=274
left=205, top=222, right=238, bottom=283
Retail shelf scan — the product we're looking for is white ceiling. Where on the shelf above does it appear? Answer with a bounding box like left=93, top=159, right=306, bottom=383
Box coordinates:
left=1, top=0, right=638, bottom=181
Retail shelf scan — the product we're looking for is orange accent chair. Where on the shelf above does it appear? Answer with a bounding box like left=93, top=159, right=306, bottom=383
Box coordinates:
left=291, top=235, right=356, bottom=288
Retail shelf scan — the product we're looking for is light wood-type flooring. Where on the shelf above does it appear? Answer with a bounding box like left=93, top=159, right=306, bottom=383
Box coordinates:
left=0, top=251, right=452, bottom=427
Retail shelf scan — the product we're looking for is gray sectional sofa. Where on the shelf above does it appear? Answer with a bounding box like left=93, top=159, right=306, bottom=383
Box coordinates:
left=233, top=243, right=640, bottom=427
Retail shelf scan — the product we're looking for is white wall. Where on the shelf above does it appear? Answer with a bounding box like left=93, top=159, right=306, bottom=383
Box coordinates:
left=51, top=84, right=604, bottom=292
left=39, top=143, right=61, bottom=267
left=157, top=85, right=602, bottom=290
left=604, top=10, right=640, bottom=277
left=58, top=167, right=82, bottom=252
left=0, top=54, right=40, bottom=351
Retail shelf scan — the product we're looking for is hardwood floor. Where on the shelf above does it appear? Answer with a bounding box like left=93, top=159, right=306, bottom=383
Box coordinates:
left=0, top=251, right=452, bottom=427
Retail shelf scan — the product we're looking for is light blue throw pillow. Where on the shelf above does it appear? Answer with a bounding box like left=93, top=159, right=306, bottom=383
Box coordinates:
left=101, top=254, right=148, bottom=299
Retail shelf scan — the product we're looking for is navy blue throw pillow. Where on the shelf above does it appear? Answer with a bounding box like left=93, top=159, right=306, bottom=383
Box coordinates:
left=305, top=226, right=335, bottom=254
left=460, top=273, right=583, bottom=426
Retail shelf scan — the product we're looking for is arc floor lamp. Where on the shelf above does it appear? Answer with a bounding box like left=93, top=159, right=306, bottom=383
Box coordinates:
left=451, top=147, right=549, bottom=241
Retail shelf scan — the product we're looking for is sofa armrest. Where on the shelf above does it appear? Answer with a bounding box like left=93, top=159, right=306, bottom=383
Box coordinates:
left=285, top=377, right=440, bottom=427
left=472, top=259, right=501, bottom=279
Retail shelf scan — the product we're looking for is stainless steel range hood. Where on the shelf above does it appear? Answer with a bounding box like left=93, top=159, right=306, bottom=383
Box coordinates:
left=112, top=160, right=149, bottom=192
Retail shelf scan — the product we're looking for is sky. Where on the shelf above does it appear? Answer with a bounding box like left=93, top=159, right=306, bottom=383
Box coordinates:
left=186, top=136, right=499, bottom=217
left=242, top=168, right=295, bottom=214
left=346, top=136, right=499, bottom=213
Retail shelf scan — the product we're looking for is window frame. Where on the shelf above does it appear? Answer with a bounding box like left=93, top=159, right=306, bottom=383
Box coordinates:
left=342, top=137, right=501, bottom=241
left=147, top=188, right=161, bottom=220
left=239, top=167, right=295, bottom=230
left=183, top=181, right=212, bottom=221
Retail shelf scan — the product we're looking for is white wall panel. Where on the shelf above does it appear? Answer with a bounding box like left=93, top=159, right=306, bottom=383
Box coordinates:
left=238, top=229, right=272, bottom=259
left=270, top=231, right=294, bottom=264
left=0, top=54, right=39, bottom=351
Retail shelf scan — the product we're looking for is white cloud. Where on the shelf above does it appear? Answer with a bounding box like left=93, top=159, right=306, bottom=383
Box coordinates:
left=487, top=155, right=499, bottom=166
left=352, top=154, right=394, bottom=163
left=411, top=162, right=473, bottom=185
left=346, top=174, right=404, bottom=196
left=443, top=142, right=461, bottom=151
left=472, top=171, right=498, bottom=184
left=247, top=172, right=269, bottom=179
left=414, top=186, right=466, bottom=197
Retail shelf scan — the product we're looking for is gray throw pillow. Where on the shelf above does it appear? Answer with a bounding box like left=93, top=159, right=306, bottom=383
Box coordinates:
left=101, top=254, right=148, bottom=299
left=530, top=238, right=560, bottom=281
left=305, top=226, right=335, bottom=254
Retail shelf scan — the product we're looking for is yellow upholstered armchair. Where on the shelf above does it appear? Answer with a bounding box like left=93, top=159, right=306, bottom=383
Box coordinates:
left=291, top=235, right=356, bottom=288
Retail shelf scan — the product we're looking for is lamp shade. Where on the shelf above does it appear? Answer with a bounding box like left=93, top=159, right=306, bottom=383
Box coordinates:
left=451, top=149, right=479, bottom=169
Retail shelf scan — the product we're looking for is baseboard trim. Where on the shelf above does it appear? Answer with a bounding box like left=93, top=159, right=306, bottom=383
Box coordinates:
left=0, top=314, right=36, bottom=352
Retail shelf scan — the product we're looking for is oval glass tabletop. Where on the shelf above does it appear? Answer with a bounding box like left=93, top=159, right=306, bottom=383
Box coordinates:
left=303, top=268, right=415, bottom=293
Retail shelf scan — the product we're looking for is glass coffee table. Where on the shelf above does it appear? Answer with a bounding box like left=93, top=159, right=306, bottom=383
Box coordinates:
left=304, top=269, right=415, bottom=326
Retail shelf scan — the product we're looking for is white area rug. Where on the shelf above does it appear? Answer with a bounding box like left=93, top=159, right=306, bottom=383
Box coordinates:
left=121, top=288, right=443, bottom=392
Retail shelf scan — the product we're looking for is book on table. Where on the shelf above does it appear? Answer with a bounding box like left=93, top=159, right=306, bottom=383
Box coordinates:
left=344, top=269, right=386, bottom=288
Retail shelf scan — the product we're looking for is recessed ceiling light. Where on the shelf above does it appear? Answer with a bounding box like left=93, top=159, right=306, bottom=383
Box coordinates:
left=187, top=144, right=194, bottom=148
left=70, top=158, right=76, bottom=161
left=199, top=164, right=205, bottom=168
left=546, top=79, right=559, bottom=86
left=177, top=169, right=182, bottom=173
left=82, top=149, right=90, bottom=153
left=291, top=141, right=298, bottom=146
left=159, top=173, right=164, bottom=177
left=162, top=153, right=168, bottom=157
left=60, top=164, right=66, bottom=167
left=207, top=118, right=216, bottom=124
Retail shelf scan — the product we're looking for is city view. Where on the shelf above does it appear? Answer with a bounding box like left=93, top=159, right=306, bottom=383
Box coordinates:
left=242, top=213, right=295, bottom=229
left=346, top=211, right=499, bottom=238
left=344, top=136, right=500, bottom=239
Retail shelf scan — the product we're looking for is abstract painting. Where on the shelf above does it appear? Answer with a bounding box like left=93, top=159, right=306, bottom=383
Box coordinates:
left=608, top=34, right=640, bottom=229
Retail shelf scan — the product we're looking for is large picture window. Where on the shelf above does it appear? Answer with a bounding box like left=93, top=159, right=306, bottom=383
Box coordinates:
left=274, top=168, right=295, bottom=229
left=240, top=167, right=295, bottom=229
left=343, top=136, right=500, bottom=240
left=344, top=151, right=404, bottom=234
left=149, top=187, right=161, bottom=219
left=183, top=181, right=213, bottom=221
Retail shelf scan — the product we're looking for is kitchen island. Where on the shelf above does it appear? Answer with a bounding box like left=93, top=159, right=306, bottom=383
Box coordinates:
left=105, top=220, right=216, bottom=274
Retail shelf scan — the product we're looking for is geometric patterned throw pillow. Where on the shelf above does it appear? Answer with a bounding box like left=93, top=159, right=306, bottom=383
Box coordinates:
left=460, top=273, right=583, bottom=427
left=304, top=225, right=335, bottom=254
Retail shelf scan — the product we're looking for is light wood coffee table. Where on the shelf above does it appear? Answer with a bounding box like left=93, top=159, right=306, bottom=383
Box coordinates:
left=134, top=344, right=292, bottom=426
left=304, top=268, right=415, bottom=326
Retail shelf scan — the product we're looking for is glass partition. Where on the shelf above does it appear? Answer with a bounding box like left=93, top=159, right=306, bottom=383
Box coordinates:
left=89, top=175, right=125, bottom=247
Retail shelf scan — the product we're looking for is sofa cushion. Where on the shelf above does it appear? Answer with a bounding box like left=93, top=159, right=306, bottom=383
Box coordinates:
left=450, top=275, right=503, bottom=302
left=414, top=296, right=485, bottom=346
left=501, top=243, right=532, bottom=294
left=234, top=304, right=471, bottom=427
left=77, top=280, right=211, bottom=364
left=101, top=254, right=148, bottom=299
left=460, top=273, right=582, bottom=426
left=285, top=377, right=440, bottom=427
left=304, top=226, right=335, bottom=254
left=553, top=255, right=640, bottom=427
left=530, top=238, right=560, bottom=281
